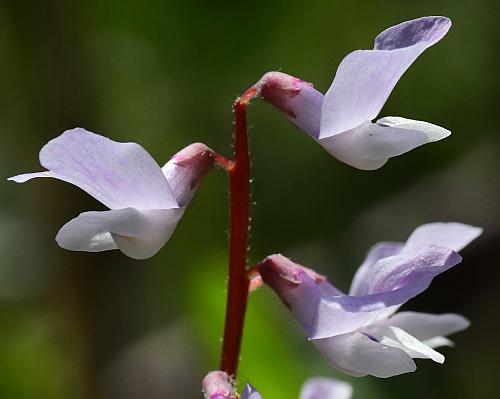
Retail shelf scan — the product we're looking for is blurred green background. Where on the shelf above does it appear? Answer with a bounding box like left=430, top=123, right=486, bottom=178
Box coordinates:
left=1, top=1, right=499, bottom=398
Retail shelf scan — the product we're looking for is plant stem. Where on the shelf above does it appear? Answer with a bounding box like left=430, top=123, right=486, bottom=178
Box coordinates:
left=214, top=153, right=235, bottom=171
left=220, top=87, right=257, bottom=377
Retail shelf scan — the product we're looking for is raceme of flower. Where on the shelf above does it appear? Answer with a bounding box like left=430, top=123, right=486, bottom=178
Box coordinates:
left=202, top=371, right=353, bottom=399
left=252, top=16, right=452, bottom=170
left=8, top=128, right=214, bottom=259
left=7, top=13, right=478, bottom=397
left=259, top=222, right=481, bottom=378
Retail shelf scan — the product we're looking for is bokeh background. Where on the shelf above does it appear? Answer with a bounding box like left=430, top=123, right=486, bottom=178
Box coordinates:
left=1, top=1, right=499, bottom=398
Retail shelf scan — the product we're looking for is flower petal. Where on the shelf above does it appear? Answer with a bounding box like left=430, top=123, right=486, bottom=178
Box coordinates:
left=349, top=223, right=480, bottom=297
left=350, top=242, right=404, bottom=296
left=8, top=171, right=57, bottom=183
left=422, top=336, right=454, bottom=348
left=313, top=332, right=416, bottom=378
left=318, top=118, right=450, bottom=170
left=241, top=384, right=263, bottom=399
left=311, top=288, right=399, bottom=339
left=377, top=311, right=470, bottom=342
left=56, top=207, right=184, bottom=259
left=365, top=245, right=461, bottom=295
left=9, top=128, right=177, bottom=210
left=309, top=245, right=462, bottom=339
left=403, top=222, right=483, bottom=252
left=299, top=377, right=352, bottom=399
left=320, top=16, right=451, bottom=138
left=375, top=16, right=452, bottom=51
left=363, top=325, right=444, bottom=363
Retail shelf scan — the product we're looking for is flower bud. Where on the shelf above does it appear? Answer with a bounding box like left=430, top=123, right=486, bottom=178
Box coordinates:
left=259, top=254, right=342, bottom=336
left=162, top=142, right=215, bottom=207
left=254, top=72, right=323, bottom=139
left=202, top=371, right=237, bottom=399
left=259, top=254, right=328, bottom=301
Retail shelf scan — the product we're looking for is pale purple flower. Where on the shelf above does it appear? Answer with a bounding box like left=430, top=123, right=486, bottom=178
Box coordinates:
left=259, top=223, right=481, bottom=378
left=296, top=377, right=352, bottom=399
left=240, top=384, right=262, bottom=399
left=8, top=128, right=214, bottom=259
left=202, top=371, right=352, bottom=399
left=254, top=16, right=452, bottom=170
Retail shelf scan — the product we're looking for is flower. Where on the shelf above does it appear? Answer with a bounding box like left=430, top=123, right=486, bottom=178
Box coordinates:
left=8, top=128, right=214, bottom=259
left=202, top=371, right=352, bottom=399
left=253, top=16, right=452, bottom=170
left=259, top=222, right=481, bottom=378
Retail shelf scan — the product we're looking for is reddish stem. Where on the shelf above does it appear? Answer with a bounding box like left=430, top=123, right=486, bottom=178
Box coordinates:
left=220, top=86, right=258, bottom=377
left=215, top=153, right=235, bottom=171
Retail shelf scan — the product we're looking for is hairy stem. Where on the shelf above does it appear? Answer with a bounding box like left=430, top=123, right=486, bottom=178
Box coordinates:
left=220, top=87, right=257, bottom=377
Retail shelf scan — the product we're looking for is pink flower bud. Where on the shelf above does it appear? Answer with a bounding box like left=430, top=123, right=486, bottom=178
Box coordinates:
left=202, top=371, right=237, bottom=399
left=259, top=254, right=343, bottom=338
left=254, top=72, right=323, bottom=139
left=259, top=254, right=330, bottom=307
left=162, top=142, right=215, bottom=207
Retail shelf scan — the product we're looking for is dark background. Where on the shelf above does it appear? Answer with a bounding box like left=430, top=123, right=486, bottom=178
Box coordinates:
left=1, top=1, right=499, bottom=398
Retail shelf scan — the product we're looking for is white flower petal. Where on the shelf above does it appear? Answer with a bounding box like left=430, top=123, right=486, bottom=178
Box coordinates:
left=56, top=207, right=184, bottom=259
left=313, top=332, right=416, bottom=378
left=380, top=311, right=470, bottom=342
left=318, top=118, right=449, bottom=170
left=8, top=171, right=57, bottom=183
left=377, top=116, right=450, bottom=141
left=364, top=325, right=444, bottom=363
left=423, top=336, right=454, bottom=348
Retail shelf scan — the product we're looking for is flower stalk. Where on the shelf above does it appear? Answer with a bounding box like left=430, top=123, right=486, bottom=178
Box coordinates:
left=219, top=87, right=257, bottom=377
